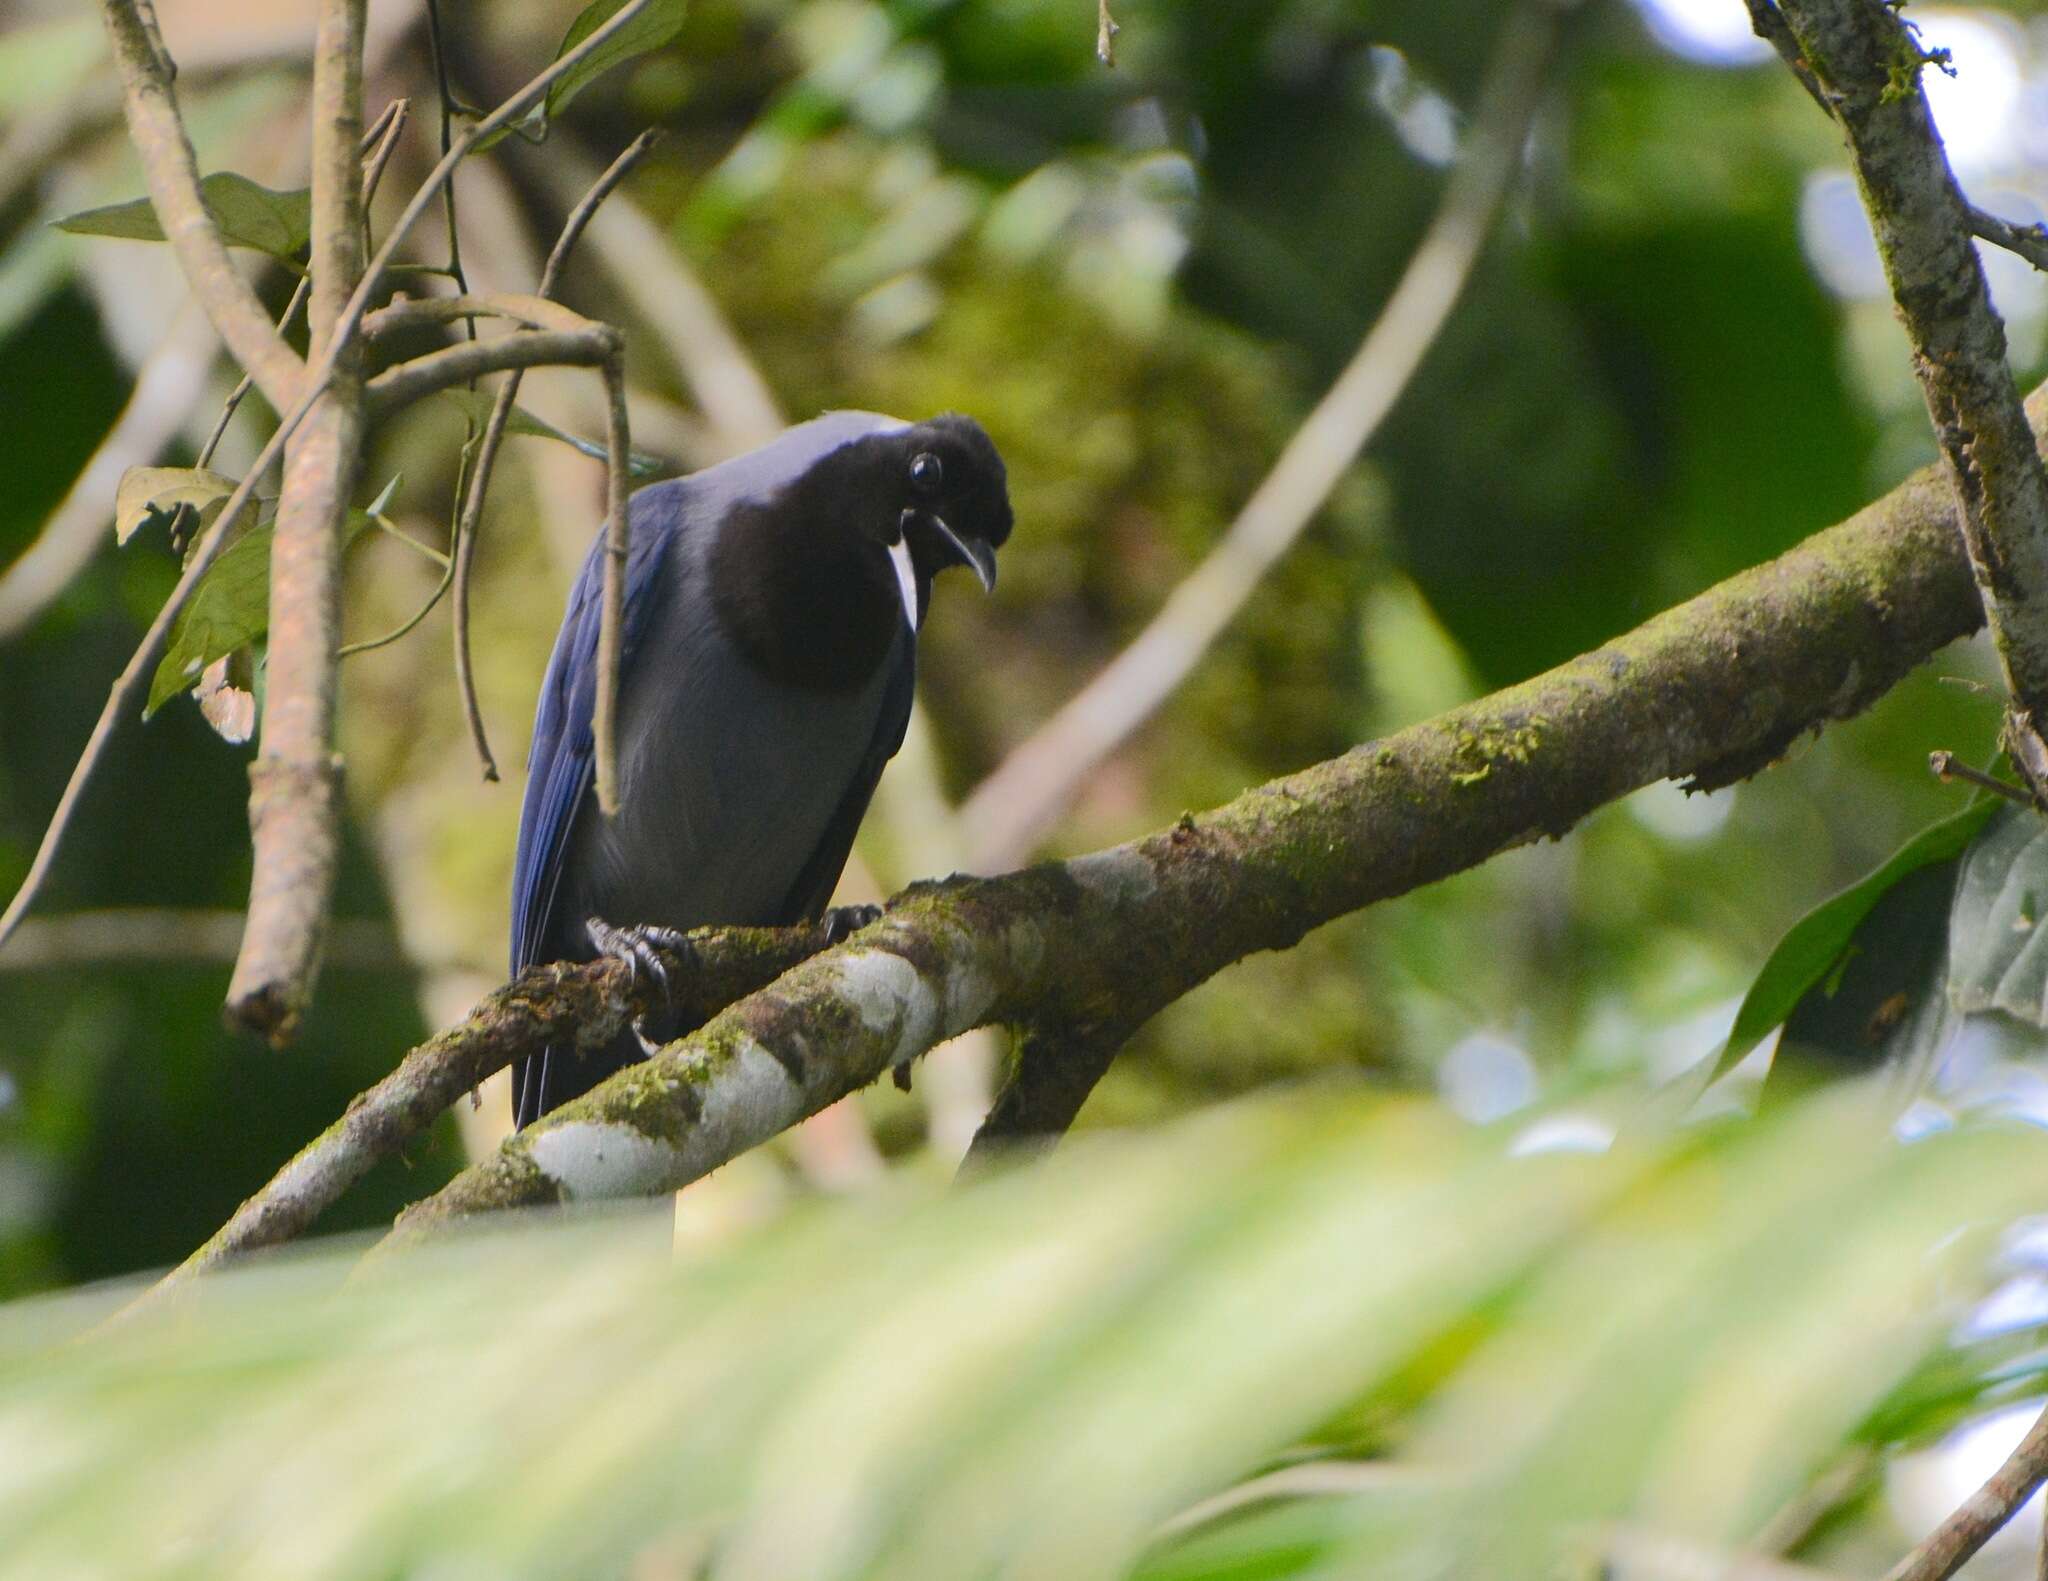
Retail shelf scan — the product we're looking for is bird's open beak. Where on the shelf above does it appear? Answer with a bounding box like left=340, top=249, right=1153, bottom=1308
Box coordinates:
left=928, top=515, right=998, bottom=593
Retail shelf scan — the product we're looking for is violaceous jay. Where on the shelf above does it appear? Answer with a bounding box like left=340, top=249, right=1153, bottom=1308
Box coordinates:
left=509, top=410, right=1012, bottom=1128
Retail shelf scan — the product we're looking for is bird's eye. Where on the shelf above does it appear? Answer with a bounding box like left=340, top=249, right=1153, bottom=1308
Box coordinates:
left=908, top=451, right=943, bottom=493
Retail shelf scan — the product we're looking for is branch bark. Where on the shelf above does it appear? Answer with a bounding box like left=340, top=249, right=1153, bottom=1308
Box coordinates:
left=123, top=916, right=845, bottom=1317
left=1881, top=1401, right=2048, bottom=1581
left=379, top=400, right=2001, bottom=1239
left=1768, top=0, right=2048, bottom=796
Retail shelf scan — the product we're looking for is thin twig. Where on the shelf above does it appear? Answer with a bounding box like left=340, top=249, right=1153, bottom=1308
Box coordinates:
left=593, top=352, right=632, bottom=816
left=533, top=151, right=785, bottom=455
left=451, top=129, right=661, bottom=780
left=1969, top=205, right=2048, bottom=275
left=364, top=328, right=620, bottom=416
left=1096, top=0, right=1120, bottom=66
left=0, top=2, right=658, bottom=962
left=956, top=0, right=1560, bottom=872
left=1883, top=1401, right=2048, bottom=1581
left=1928, top=749, right=2035, bottom=806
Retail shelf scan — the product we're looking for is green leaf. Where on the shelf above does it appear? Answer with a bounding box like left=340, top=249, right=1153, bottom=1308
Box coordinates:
left=474, top=0, right=686, bottom=149
left=1708, top=795, right=2001, bottom=1084
left=146, top=527, right=273, bottom=719
left=440, top=389, right=666, bottom=477
left=54, top=173, right=312, bottom=260
left=543, top=0, right=687, bottom=123
left=145, top=492, right=388, bottom=719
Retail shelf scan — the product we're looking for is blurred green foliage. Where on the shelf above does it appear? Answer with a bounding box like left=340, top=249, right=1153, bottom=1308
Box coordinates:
left=8, top=1085, right=2048, bottom=1578
left=0, top=0, right=2043, bottom=1315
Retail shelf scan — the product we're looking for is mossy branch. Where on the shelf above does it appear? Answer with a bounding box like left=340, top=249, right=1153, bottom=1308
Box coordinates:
left=1767, top=0, right=2048, bottom=799
left=380, top=392, right=2013, bottom=1242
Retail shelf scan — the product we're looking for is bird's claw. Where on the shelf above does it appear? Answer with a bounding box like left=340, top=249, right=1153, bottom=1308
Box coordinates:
left=821, top=903, right=884, bottom=945
left=586, top=918, right=695, bottom=1006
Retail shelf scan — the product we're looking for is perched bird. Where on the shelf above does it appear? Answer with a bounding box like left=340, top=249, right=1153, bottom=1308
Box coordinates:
left=509, top=411, right=1012, bottom=1128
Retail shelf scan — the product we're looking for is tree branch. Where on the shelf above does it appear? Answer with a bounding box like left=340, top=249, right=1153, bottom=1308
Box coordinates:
left=99, top=0, right=306, bottom=414
left=221, top=0, right=370, bottom=1043
left=1768, top=0, right=2048, bottom=798
left=380, top=404, right=2000, bottom=1239
left=124, top=916, right=846, bottom=1315
left=957, top=0, right=1559, bottom=871
left=1881, top=1401, right=2048, bottom=1581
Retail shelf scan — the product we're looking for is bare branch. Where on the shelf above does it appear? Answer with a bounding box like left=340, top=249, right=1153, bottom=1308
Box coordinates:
left=364, top=327, right=619, bottom=416
left=593, top=352, right=632, bottom=816
left=381, top=410, right=1997, bottom=1236
left=221, top=0, right=371, bottom=1043
left=958, top=0, right=1560, bottom=871
left=98, top=0, right=306, bottom=412
left=452, top=129, right=661, bottom=781
left=1770, top=0, right=2048, bottom=798
left=1881, top=1401, right=2048, bottom=1581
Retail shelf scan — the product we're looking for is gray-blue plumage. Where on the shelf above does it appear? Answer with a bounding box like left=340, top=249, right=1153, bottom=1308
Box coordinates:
left=510, top=410, right=1007, bottom=1128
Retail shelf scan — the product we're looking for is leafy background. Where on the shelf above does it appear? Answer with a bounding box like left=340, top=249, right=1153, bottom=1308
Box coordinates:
left=6, top=0, right=2048, bottom=1569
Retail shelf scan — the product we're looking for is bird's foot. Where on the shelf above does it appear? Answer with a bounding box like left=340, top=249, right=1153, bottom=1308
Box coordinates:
left=821, top=903, right=883, bottom=945
left=586, top=918, right=696, bottom=1004
left=588, top=918, right=697, bottom=1056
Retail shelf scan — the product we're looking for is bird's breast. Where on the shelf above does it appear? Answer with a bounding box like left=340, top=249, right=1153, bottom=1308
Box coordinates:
left=565, top=602, right=901, bottom=938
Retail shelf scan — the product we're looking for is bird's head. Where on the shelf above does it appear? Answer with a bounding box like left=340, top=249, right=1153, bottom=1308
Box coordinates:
left=857, top=413, right=1012, bottom=629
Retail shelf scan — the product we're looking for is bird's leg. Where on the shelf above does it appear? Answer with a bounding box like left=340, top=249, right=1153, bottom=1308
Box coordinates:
left=586, top=917, right=697, bottom=1055
left=821, top=903, right=883, bottom=945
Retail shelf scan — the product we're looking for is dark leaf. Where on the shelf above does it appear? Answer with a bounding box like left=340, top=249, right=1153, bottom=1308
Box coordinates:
left=1709, top=796, right=2000, bottom=1083
left=1947, top=804, right=2048, bottom=1027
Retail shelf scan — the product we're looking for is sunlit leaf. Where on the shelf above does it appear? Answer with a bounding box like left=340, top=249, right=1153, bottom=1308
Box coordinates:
left=113, top=466, right=237, bottom=547
left=54, top=173, right=312, bottom=260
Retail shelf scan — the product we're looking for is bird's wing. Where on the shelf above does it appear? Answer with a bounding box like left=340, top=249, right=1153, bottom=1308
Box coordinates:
left=510, top=497, right=679, bottom=974
left=775, top=628, right=917, bottom=924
